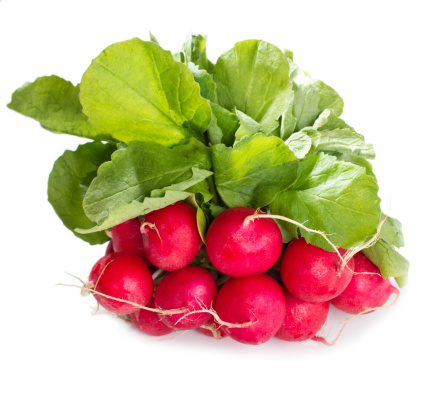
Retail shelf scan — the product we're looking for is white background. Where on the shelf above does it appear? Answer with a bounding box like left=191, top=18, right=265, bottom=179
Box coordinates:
left=1, top=0, right=427, bottom=400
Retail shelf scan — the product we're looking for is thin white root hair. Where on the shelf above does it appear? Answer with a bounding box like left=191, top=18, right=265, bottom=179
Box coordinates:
left=174, top=297, right=257, bottom=329
left=243, top=213, right=348, bottom=270
left=244, top=211, right=390, bottom=277
left=342, top=214, right=388, bottom=269
left=200, top=324, right=223, bottom=340
left=314, top=289, right=399, bottom=346
left=57, top=281, right=186, bottom=316
left=140, top=222, right=162, bottom=243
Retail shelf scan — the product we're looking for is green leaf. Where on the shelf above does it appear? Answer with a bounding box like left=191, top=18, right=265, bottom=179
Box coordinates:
left=77, top=141, right=213, bottom=233
left=234, top=110, right=261, bottom=142
left=187, top=61, right=218, bottom=103
left=307, top=128, right=375, bottom=159
left=8, top=76, right=114, bottom=142
left=186, top=194, right=209, bottom=243
left=212, top=134, right=298, bottom=208
left=363, top=239, right=409, bottom=279
left=270, top=153, right=381, bottom=250
left=286, top=55, right=344, bottom=130
left=380, top=214, right=405, bottom=248
left=284, top=131, right=313, bottom=159
left=172, top=137, right=212, bottom=170
left=149, top=31, right=160, bottom=45
left=182, top=33, right=214, bottom=73
left=275, top=221, right=294, bottom=243
left=214, top=40, right=291, bottom=134
left=48, top=141, right=116, bottom=244
left=280, top=86, right=297, bottom=140
left=395, top=275, right=408, bottom=288
left=207, top=102, right=240, bottom=146
left=333, top=152, right=376, bottom=181
left=79, top=38, right=211, bottom=147
left=208, top=203, right=227, bottom=218
left=308, top=110, right=375, bottom=159
left=312, top=108, right=351, bottom=131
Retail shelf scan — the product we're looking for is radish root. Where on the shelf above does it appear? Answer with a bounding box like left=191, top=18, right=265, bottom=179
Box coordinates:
left=341, top=214, right=388, bottom=271
left=244, top=212, right=348, bottom=271
left=175, top=297, right=257, bottom=329
left=140, top=222, right=162, bottom=243
left=58, top=276, right=186, bottom=316
left=200, top=324, right=223, bottom=339
left=313, top=288, right=400, bottom=346
left=244, top=211, right=388, bottom=277
left=58, top=274, right=256, bottom=329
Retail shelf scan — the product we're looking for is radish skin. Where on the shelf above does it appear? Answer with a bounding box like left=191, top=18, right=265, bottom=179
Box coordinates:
left=275, top=289, right=329, bottom=342
left=206, top=207, right=283, bottom=277
left=331, top=252, right=399, bottom=314
left=215, top=274, right=286, bottom=345
left=155, top=266, right=217, bottom=330
left=141, top=202, right=202, bottom=271
left=130, top=298, right=173, bottom=336
left=88, top=252, right=153, bottom=314
left=111, top=218, right=151, bottom=266
left=280, top=238, right=355, bottom=302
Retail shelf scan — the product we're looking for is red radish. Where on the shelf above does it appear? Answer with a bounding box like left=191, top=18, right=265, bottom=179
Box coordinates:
left=215, top=274, right=286, bottom=345
left=111, top=218, right=150, bottom=266
left=130, top=298, right=173, bottom=336
left=275, top=289, right=329, bottom=342
left=105, top=240, right=114, bottom=255
left=205, top=207, right=283, bottom=277
left=141, top=202, right=202, bottom=271
left=88, top=252, right=153, bottom=314
left=197, top=316, right=229, bottom=339
left=280, top=237, right=355, bottom=303
left=155, top=266, right=217, bottom=330
left=331, top=252, right=399, bottom=314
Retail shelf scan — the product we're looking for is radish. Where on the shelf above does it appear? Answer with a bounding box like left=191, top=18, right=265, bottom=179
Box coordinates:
left=331, top=252, right=399, bottom=314
left=205, top=207, right=283, bottom=277
left=130, top=297, right=173, bottom=336
left=214, top=274, right=286, bottom=345
left=280, top=237, right=355, bottom=303
left=275, top=289, right=329, bottom=342
left=111, top=218, right=150, bottom=266
left=141, top=202, right=202, bottom=271
left=88, top=252, right=153, bottom=314
left=155, top=265, right=217, bottom=330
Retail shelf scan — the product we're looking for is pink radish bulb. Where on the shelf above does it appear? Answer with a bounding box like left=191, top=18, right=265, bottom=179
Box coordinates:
left=130, top=298, right=173, bottom=336
left=111, top=218, right=150, bottom=266
left=215, top=274, right=286, bottom=345
left=275, top=289, right=329, bottom=342
left=141, top=202, right=202, bottom=271
left=155, top=266, right=217, bottom=330
left=280, top=238, right=355, bottom=303
left=88, top=252, right=154, bottom=314
left=197, top=316, right=229, bottom=339
left=331, top=252, right=399, bottom=314
left=205, top=207, right=283, bottom=277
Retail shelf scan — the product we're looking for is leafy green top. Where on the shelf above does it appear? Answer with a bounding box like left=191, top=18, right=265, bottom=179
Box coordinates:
left=8, top=34, right=408, bottom=285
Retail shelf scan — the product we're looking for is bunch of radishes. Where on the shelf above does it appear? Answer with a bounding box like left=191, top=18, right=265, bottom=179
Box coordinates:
left=86, top=201, right=398, bottom=345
